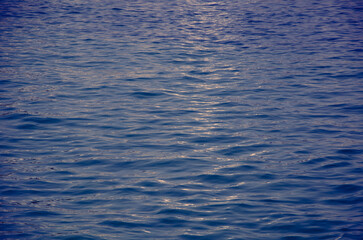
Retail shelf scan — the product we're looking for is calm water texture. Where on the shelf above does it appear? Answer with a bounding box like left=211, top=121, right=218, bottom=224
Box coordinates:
left=1, top=0, right=363, bottom=239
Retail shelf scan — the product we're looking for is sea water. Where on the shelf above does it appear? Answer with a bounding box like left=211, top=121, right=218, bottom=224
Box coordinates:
left=1, top=0, right=362, bottom=239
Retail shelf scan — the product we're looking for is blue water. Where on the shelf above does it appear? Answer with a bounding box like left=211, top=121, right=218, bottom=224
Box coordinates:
left=1, top=0, right=362, bottom=239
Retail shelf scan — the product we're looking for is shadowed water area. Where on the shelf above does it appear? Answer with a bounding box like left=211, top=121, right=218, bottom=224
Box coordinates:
left=1, top=0, right=363, bottom=239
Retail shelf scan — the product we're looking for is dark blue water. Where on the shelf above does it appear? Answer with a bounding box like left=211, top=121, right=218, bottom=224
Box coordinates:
left=1, top=0, right=363, bottom=239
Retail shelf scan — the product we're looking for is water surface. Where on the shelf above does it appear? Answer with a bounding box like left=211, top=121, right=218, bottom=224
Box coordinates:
left=1, top=0, right=363, bottom=239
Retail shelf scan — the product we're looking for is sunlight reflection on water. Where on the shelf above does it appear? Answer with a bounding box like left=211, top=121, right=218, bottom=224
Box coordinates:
left=1, top=0, right=362, bottom=239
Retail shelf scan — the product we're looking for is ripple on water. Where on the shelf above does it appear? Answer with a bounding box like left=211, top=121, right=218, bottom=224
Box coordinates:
left=1, top=0, right=363, bottom=239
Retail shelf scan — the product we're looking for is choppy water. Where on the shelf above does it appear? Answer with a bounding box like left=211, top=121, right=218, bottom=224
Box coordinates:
left=1, top=0, right=363, bottom=239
